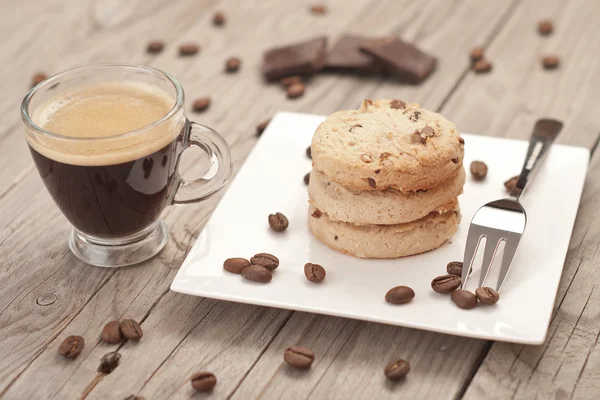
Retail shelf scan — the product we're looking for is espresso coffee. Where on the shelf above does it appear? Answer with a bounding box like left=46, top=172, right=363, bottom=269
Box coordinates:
left=27, top=82, right=184, bottom=238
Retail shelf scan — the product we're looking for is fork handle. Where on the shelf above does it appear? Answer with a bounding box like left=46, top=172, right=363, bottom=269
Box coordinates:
left=510, top=119, right=563, bottom=199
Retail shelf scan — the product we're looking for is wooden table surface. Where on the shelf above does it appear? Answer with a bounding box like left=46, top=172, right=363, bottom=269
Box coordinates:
left=1, top=0, right=600, bottom=398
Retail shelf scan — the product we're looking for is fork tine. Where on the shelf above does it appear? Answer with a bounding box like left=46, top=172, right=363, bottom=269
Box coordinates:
left=479, top=236, right=501, bottom=287
left=496, top=234, right=521, bottom=292
left=461, top=229, right=484, bottom=287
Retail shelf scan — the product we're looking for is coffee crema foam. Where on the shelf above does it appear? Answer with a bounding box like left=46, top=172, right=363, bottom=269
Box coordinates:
left=26, top=82, right=183, bottom=166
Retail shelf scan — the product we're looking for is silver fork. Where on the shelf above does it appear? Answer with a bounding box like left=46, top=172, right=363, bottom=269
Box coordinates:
left=461, top=119, right=563, bottom=292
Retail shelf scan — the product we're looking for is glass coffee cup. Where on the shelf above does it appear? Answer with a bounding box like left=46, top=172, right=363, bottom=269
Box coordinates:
left=21, top=64, right=232, bottom=267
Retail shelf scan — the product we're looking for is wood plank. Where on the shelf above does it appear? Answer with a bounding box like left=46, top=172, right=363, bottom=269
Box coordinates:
left=432, top=0, right=600, bottom=398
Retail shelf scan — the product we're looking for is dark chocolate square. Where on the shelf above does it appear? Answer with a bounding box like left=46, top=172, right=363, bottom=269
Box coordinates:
left=261, top=37, right=327, bottom=81
left=360, top=38, right=437, bottom=83
left=325, top=35, right=391, bottom=73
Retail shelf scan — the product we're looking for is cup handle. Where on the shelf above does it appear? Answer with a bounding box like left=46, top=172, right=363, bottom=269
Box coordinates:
left=171, top=120, right=233, bottom=204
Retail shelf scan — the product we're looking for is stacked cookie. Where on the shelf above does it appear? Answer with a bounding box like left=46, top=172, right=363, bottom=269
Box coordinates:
left=308, top=99, right=465, bottom=259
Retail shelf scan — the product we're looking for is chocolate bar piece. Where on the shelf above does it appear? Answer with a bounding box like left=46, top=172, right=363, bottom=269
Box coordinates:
left=261, top=37, right=327, bottom=81
left=360, top=38, right=437, bottom=83
left=325, top=35, right=391, bottom=73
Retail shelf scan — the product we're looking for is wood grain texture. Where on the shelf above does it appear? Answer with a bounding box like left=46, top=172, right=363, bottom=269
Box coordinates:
left=1, top=0, right=599, bottom=398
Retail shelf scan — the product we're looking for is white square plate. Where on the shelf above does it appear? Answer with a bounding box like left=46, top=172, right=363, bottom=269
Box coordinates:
left=171, top=112, right=589, bottom=344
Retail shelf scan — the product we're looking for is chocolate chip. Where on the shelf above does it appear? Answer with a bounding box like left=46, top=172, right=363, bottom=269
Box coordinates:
left=120, top=319, right=143, bottom=341
left=473, top=59, right=492, bottom=73
left=470, top=161, right=488, bottom=180
left=349, top=124, right=362, bottom=133
left=409, top=111, right=421, bottom=122
left=225, top=57, right=241, bottom=73
left=470, top=47, right=484, bottom=63
left=504, top=175, right=519, bottom=192
left=213, top=11, right=225, bottom=26
left=452, top=157, right=459, bottom=164
left=418, top=126, right=435, bottom=143
left=385, top=286, right=415, bottom=304
left=58, top=335, right=84, bottom=358
left=384, top=359, right=410, bottom=381
left=431, top=275, right=461, bottom=294
left=311, top=208, right=322, bottom=218
left=98, top=352, right=121, bottom=374
left=31, top=72, right=48, bottom=87
left=146, top=41, right=165, bottom=54
left=334, top=235, right=339, bottom=240
left=542, top=55, right=560, bottom=69
left=451, top=289, right=478, bottom=309
left=241, top=265, right=272, bottom=283
left=374, top=169, right=380, bottom=174
left=458, top=137, right=465, bottom=145
left=256, top=119, right=271, bottom=136
left=250, top=253, right=279, bottom=271
left=306, top=146, right=312, bottom=158
left=367, top=178, right=376, bottom=188
left=179, top=43, right=200, bottom=56
left=304, top=172, right=310, bottom=185
left=281, top=76, right=303, bottom=88
left=475, top=287, right=500, bottom=305
left=223, top=258, right=251, bottom=274
left=304, top=263, right=326, bottom=283
left=537, top=20, right=553, bottom=35
left=268, top=212, right=289, bottom=232
left=284, top=346, right=315, bottom=369
left=446, top=261, right=464, bottom=276
left=390, top=99, right=406, bottom=109
left=287, top=82, right=305, bottom=99
left=192, top=97, right=211, bottom=112
left=101, top=320, right=123, bottom=344
left=191, top=371, right=217, bottom=392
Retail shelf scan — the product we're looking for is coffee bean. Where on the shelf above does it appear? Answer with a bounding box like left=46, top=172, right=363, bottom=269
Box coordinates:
left=473, top=59, right=492, bottom=73
left=281, top=76, right=303, bottom=88
left=284, top=346, right=315, bottom=369
left=385, top=286, right=415, bottom=304
left=101, top=321, right=123, bottom=344
left=310, top=4, right=327, bottom=15
left=256, top=118, right=271, bottom=137
left=58, top=335, right=84, bottom=358
left=390, top=99, right=406, bottom=109
left=121, top=319, right=143, bottom=341
left=146, top=41, right=165, bottom=54
left=451, top=289, right=478, bottom=309
left=538, top=19, right=553, bottom=35
left=304, top=263, right=326, bottom=283
left=268, top=212, right=289, bottom=232
left=542, top=55, right=560, bottom=70
left=242, top=265, right=272, bottom=283
left=470, top=47, right=484, bottom=63
left=213, top=11, right=225, bottom=26
left=179, top=43, right=200, bottom=56
left=384, top=359, right=410, bottom=381
left=223, top=258, right=251, bottom=274
left=431, top=275, right=461, bottom=294
left=304, top=172, right=310, bottom=185
left=446, top=261, right=463, bottom=276
left=287, top=82, right=305, bottom=99
left=475, top=287, right=500, bottom=305
left=470, top=161, right=488, bottom=180
left=98, top=351, right=121, bottom=374
left=504, top=175, right=519, bottom=192
left=225, top=57, right=241, bottom=73
left=250, top=253, right=279, bottom=271
left=192, top=97, right=211, bottom=113
left=306, top=146, right=312, bottom=159
left=31, top=72, right=48, bottom=87
left=191, top=371, right=217, bottom=392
